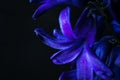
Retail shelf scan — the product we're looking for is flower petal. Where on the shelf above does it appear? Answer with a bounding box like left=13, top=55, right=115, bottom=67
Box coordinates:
left=59, top=70, right=77, bottom=80
left=73, top=7, right=92, bottom=38
left=107, top=46, right=120, bottom=67
left=90, top=54, right=113, bottom=79
left=32, top=3, right=54, bottom=20
left=94, top=36, right=113, bottom=61
left=53, top=28, right=66, bottom=40
left=34, top=28, right=73, bottom=49
left=115, top=54, right=120, bottom=67
left=76, top=52, right=93, bottom=80
left=95, top=42, right=112, bottom=61
left=50, top=38, right=85, bottom=64
left=59, top=7, right=76, bottom=40
left=112, top=20, right=120, bottom=34
left=85, top=46, right=113, bottom=79
left=86, top=23, right=96, bottom=47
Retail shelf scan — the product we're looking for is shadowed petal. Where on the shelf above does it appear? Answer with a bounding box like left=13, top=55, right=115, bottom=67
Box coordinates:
left=94, top=36, right=113, bottom=61
left=50, top=38, right=85, bottom=64
left=99, top=36, right=113, bottom=42
left=95, top=42, right=112, bottom=61
left=112, top=65, right=120, bottom=80
left=115, top=54, right=120, bottom=67
left=59, top=70, right=77, bottom=80
left=112, top=20, right=120, bottom=34
left=107, top=46, right=120, bottom=67
left=59, top=7, right=76, bottom=40
left=86, top=23, right=96, bottom=47
left=73, top=8, right=94, bottom=38
left=34, top=28, right=73, bottom=49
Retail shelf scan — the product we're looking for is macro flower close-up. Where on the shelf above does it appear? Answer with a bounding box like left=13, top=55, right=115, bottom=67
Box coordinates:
left=34, top=7, right=113, bottom=80
left=28, top=0, right=120, bottom=80
left=34, top=7, right=94, bottom=65
left=1, top=0, right=120, bottom=80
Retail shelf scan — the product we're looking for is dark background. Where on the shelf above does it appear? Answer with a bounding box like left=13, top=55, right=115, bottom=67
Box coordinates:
left=0, top=0, right=63, bottom=80
left=0, top=0, right=82, bottom=80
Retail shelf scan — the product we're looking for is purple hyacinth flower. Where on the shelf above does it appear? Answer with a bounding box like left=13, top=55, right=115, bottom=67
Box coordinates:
left=29, top=0, right=90, bottom=19
left=35, top=7, right=113, bottom=79
left=34, top=7, right=94, bottom=64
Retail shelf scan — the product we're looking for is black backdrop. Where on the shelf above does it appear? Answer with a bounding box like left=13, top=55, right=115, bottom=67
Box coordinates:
left=0, top=0, right=81, bottom=80
left=0, top=0, right=60, bottom=80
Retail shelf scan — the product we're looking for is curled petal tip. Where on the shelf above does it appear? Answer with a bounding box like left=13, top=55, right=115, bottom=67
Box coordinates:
left=32, top=3, right=54, bottom=19
left=34, top=28, right=42, bottom=35
left=112, top=20, right=120, bottom=34
left=34, top=28, right=39, bottom=35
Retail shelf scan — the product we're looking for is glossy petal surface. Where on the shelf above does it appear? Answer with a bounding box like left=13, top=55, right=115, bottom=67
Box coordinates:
left=59, top=7, right=76, bottom=40
left=112, top=20, right=120, bottom=34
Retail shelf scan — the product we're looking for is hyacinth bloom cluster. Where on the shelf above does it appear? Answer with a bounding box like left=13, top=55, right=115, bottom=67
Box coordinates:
left=34, top=7, right=113, bottom=80
left=29, top=0, right=120, bottom=80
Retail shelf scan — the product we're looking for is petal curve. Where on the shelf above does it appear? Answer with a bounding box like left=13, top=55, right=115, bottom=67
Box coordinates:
left=50, top=38, right=85, bottom=64
left=59, top=7, right=76, bottom=40
left=34, top=28, right=73, bottom=49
